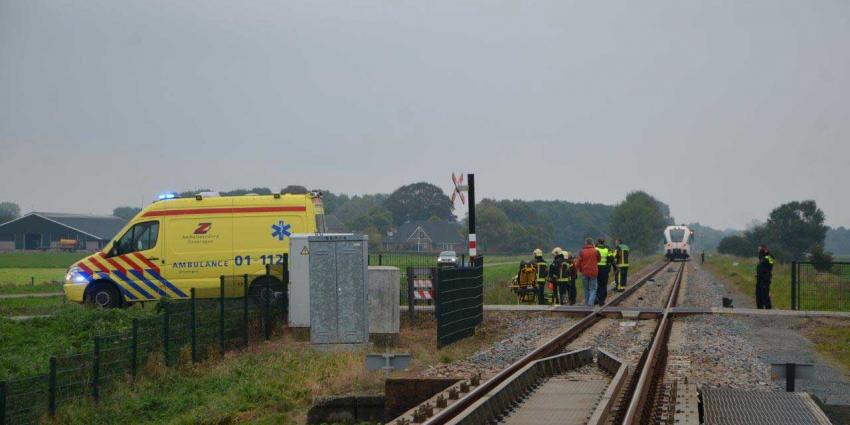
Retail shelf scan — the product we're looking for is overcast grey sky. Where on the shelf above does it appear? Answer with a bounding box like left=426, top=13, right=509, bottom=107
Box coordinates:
left=2, top=0, right=849, bottom=229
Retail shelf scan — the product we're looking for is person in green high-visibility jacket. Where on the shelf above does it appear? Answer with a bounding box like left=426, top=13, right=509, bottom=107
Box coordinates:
left=756, top=244, right=774, bottom=309
left=532, top=248, right=549, bottom=305
left=613, top=239, right=630, bottom=291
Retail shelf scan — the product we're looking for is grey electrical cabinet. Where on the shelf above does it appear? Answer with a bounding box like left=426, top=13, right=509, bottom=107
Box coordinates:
left=289, top=234, right=369, bottom=346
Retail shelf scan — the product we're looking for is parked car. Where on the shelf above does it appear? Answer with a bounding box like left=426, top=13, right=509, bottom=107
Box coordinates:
left=437, top=250, right=458, bottom=267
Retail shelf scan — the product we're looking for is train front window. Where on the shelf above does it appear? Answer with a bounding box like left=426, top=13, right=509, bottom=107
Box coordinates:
left=668, top=229, right=686, bottom=243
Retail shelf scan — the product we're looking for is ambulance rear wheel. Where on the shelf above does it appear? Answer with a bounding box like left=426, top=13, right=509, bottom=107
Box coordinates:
left=87, top=282, right=123, bottom=309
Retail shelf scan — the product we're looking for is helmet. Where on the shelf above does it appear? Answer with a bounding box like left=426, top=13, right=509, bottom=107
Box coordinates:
left=533, top=248, right=543, bottom=257
left=562, top=251, right=571, bottom=258
left=551, top=247, right=563, bottom=256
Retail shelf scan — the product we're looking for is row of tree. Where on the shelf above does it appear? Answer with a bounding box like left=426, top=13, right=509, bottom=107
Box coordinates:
left=717, top=200, right=830, bottom=262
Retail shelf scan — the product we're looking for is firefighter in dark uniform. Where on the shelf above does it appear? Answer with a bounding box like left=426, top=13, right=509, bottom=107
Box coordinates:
left=533, top=248, right=549, bottom=305
left=756, top=244, right=774, bottom=309
left=549, top=248, right=574, bottom=305
left=595, top=238, right=612, bottom=305
left=613, top=239, right=630, bottom=291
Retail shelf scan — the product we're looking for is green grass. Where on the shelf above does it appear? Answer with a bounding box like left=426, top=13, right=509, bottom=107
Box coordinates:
left=0, top=268, right=65, bottom=293
left=0, top=304, right=156, bottom=379
left=0, top=295, right=66, bottom=317
left=807, top=325, right=850, bottom=374
left=704, top=254, right=791, bottom=309
left=0, top=251, right=87, bottom=268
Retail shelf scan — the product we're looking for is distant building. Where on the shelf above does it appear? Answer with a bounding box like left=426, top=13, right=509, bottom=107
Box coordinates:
left=383, top=220, right=465, bottom=252
left=0, top=212, right=127, bottom=251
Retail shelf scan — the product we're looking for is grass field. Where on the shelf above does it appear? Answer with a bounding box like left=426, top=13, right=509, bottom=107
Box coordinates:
left=0, top=268, right=65, bottom=294
left=703, top=254, right=791, bottom=309
left=0, top=304, right=155, bottom=379
left=0, top=295, right=65, bottom=317
left=0, top=251, right=87, bottom=268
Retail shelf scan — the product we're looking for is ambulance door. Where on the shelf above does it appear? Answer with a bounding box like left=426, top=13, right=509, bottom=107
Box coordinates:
left=163, top=213, right=235, bottom=297
left=107, top=220, right=165, bottom=301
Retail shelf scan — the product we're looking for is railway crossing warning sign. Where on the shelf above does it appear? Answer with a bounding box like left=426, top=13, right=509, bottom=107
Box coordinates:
left=451, top=173, right=477, bottom=258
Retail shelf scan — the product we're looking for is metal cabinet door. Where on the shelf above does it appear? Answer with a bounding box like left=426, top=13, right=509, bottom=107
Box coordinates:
left=309, top=241, right=337, bottom=343
left=335, top=240, right=367, bottom=343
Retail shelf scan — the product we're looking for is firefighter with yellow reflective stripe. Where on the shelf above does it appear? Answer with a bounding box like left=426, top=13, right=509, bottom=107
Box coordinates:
left=595, top=238, right=612, bottom=305
left=549, top=248, right=577, bottom=305
left=756, top=244, right=775, bottom=309
left=533, top=248, right=549, bottom=305
left=613, top=239, right=630, bottom=291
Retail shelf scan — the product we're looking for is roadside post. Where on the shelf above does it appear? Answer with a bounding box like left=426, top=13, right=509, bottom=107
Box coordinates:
left=451, top=172, right=476, bottom=260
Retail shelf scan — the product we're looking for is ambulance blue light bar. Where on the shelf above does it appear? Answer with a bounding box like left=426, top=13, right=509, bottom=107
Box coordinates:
left=158, top=192, right=178, bottom=200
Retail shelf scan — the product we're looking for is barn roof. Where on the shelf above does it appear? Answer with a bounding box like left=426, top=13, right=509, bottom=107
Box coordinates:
left=0, top=212, right=128, bottom=240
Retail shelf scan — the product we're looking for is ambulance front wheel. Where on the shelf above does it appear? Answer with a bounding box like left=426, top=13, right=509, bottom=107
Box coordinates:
left=86, top=282, right=123, bottom=309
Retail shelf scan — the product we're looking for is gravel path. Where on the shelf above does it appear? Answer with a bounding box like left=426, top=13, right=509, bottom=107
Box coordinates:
left=675, top=262, right=850, bottom=406
left=565, top=318, right=658, bottom=366
left=420, top=313, right=576, bottom=378
left=618, top=265, right=678, bottom=308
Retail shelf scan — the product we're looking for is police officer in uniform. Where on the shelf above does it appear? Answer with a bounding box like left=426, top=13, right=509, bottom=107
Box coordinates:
left=595, top=238, right=612, bottom=305
left=756, top=244, right=774, bottom=309
left=533, top=248, right=549, bottom=305
left=613, top=239, right=630, bottom=291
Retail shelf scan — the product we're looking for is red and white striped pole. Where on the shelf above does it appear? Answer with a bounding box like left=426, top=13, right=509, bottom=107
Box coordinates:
left=467, top=174, right=476, bottom=259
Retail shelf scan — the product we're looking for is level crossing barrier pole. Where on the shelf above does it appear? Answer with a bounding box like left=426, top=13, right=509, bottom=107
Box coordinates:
left=92, top=337, right=100, bottom=401
left=48, top=356, right=57, bottom=416
left=190, top=288, right=197, bottom=363
left=219, top=277, right=225, bottom=355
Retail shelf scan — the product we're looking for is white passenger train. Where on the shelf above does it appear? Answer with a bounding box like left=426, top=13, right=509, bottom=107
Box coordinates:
left=664, top=225, right=694, bottom=261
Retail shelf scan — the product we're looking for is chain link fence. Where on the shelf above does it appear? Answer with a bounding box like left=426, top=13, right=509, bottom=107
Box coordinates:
left=1, top=262, right=288, bottom=425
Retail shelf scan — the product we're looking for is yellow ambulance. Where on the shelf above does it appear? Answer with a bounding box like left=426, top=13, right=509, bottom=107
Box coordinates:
left=64, top=191, right=326, bottom=307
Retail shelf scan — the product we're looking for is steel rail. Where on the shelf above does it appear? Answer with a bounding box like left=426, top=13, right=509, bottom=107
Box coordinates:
left=419, top=259, right=673, bottom=425
left=621, top=261, right=686, bottom=425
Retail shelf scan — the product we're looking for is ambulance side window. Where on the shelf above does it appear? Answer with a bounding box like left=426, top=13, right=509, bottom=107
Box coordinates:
left=113, top=221, right=159, bottom=256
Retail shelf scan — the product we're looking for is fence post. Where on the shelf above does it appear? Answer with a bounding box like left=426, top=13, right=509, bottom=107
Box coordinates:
left=379, top=254, right=383, bottom=266
left=0, top=380, right=6, bottom=425
left=242, top=275, right=249, bottom=346
left=130, top=319, right=138, bottom=378
left=190, top=288, right=197, bottom=363
left=92, top=336, right=100, bottom=401
left=407, top=267, right=415, bottom=327
left=162, top=303, right=170, bottom=367
left=791, top=261, right=799, bottom=311
left=48, top=356, right=57, bottom=416
left=31, top=276, right=34, bottom=286
left=219, top=277, right=225, bottom=355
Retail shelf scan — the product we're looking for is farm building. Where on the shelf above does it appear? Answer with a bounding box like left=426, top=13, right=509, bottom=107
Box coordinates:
left=0, top=212, right=127, bottom=251
left=383, top=220, right=465, bottom=252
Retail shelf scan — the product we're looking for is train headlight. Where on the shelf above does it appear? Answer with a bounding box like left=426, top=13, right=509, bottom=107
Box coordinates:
left=65, top=266, right=87, bottom=284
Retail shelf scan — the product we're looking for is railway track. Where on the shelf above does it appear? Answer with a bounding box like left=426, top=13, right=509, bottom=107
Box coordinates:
left=392, top=260, right=688, bottom=425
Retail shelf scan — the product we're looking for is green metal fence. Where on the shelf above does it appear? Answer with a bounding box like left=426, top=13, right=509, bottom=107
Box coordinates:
left=791, top=261, right=850, bottom=311
left=435, top=258, right=484, bottom=348
left=0, top=263, right=288, bottom=425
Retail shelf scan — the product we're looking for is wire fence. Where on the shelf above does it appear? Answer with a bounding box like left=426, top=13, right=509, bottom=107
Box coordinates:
left=791, top=261, right=850, bottom=311
left=0, top=263, right=289, bottom=425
